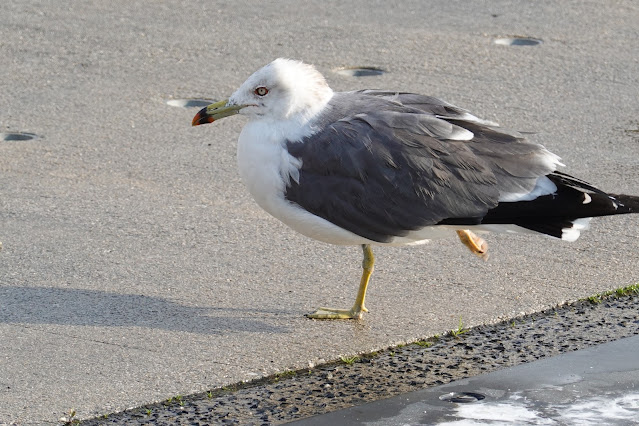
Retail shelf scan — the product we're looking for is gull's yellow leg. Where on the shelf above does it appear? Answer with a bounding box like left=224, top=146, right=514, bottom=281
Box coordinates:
left=306, top=244, right=374, bottom=320
left=456, top=230, right=489, bottom=260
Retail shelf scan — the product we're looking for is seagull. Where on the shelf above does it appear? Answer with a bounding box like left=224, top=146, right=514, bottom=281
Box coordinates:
left=192, top=58, right=639, bottom=320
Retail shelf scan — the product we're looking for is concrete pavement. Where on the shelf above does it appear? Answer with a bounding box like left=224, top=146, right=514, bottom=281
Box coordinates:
left=1, top=0, right=638, bottom=423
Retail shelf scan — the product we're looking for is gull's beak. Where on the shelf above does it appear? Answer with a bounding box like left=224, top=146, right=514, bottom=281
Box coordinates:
left=191, top=99, right=244, bottom=126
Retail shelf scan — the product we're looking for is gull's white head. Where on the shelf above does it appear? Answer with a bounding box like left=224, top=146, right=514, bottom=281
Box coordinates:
left=231, top=58, right=334, bottom=121
left=192, top=59, right=333, bottom=127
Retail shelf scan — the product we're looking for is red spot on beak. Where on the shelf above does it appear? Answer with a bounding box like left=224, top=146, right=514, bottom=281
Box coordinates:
left=192, top=107, right=215, bottom=126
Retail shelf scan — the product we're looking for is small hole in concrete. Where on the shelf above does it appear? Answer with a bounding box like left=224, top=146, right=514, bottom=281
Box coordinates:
left=439, top=391, right=486, bottom=403
left=334, top=67, right=385, bottom=77
left=0, top=132, right=38, bottom=141
left=166, top=99, right=216, bottom=108
left=494, top=37, right=542, bottom=46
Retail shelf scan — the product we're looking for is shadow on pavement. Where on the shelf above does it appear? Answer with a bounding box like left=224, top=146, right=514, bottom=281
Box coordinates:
left=0, top=286, right=290, bottom=335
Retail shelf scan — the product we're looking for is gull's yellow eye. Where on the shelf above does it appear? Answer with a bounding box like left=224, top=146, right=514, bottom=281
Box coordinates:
left=254, top=87, right=269, bottom=96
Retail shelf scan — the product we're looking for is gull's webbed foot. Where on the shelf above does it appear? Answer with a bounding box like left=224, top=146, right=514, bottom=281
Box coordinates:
left=306, top=244, right=374, bottom=320
left=306, top=305, right=368, bottom=320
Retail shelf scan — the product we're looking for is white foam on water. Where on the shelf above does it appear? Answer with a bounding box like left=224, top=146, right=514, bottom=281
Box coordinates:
left=434, top=391, right=639, bottom=425
left=436, top=394, right=553, bottom=425
left=556, top=392, right=639, bottom=424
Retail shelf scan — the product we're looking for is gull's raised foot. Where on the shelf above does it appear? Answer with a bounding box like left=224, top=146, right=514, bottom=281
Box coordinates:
left=456, top=230, right=489, bottom=260
left=306, top=305, right=368, bottom=320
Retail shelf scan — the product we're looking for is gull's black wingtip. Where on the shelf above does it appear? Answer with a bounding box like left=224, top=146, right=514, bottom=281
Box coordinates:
left=612, top=194, right=639, bottom=212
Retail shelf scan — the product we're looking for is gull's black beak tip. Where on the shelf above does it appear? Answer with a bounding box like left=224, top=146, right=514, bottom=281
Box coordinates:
left=191, top=99, right=239, bottom=126
left=192, top=107, right=214, bottom=127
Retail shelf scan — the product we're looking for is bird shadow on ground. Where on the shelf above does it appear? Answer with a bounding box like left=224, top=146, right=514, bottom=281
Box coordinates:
left=0, top=286, right=289, bottom=335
